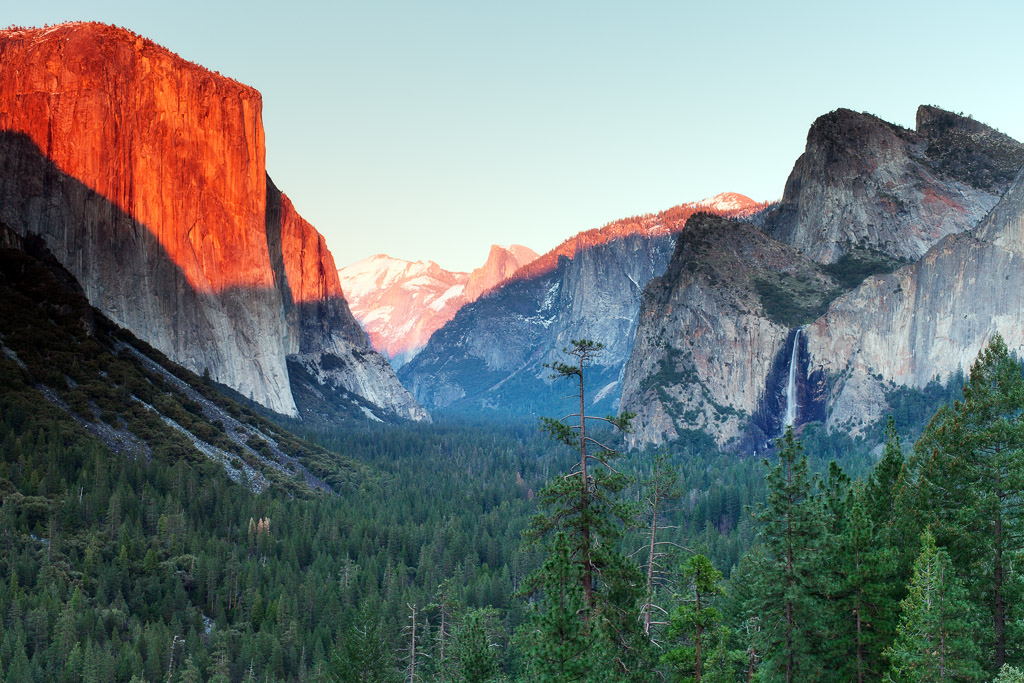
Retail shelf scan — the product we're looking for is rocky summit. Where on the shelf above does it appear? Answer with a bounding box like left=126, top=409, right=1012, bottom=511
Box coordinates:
left=763, top=106, right=1023, bottom=265
left=0, top=23, right=425, bottom=422
left=622, top=106, right=1024, bottom=450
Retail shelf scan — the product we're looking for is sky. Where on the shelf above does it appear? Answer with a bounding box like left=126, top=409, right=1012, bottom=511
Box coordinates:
left=7, top=1, right=1024, bottom=271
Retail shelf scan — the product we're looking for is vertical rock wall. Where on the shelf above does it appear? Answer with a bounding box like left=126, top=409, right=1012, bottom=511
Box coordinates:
left=0, top=23, right=426, bottom=421
left=0, top=23, right=296, bottom=414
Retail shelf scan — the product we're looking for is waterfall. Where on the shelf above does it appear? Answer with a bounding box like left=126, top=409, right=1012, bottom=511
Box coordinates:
left=783, top=328, right=801, bottom=430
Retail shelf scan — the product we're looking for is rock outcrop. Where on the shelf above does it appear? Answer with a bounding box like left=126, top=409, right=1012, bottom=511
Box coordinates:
left=764, top=106, right=1023, bottom=264
left=0, top=22, right=425, bottom=421
left=338, top=244, right=537, bottom=367
left=804, top=166, right=1024, bottom=433
left=622, top=107, right=1024, bottom=449
left=398, top=195, right=764, bottom=418
left=267, top=180, right=428, bottom=421
left=619, top=214, right=835, bottom=449
left=464, top=244, right=539, bottom=301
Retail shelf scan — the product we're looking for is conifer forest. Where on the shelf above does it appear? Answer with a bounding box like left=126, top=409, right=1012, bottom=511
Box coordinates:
left=4, top=252, right=1024, bottom=682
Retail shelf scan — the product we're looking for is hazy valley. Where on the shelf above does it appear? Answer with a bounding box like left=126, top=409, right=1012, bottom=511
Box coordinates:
left=2, top=19, right=1024, bottom=683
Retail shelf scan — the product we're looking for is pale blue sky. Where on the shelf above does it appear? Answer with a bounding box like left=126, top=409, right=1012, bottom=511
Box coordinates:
left=7, top=1, right=1024, bottom=271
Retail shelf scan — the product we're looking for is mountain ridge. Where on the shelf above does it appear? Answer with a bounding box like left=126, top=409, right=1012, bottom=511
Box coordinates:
left=338, top=243, right=538, bottom=366
left=622, top=106, right=1024, bottom=449
left=762, top=106, right=1022, bottom=265
left=398, top=193, right=766, bottom=417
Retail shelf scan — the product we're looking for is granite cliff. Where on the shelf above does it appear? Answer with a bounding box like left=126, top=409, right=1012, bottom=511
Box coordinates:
left=266, top=180, right=428, bottom=421
left=0, top=22, right=425, bottom=422
left=619, top=213, right=833, bottom=449
left=804, top=165, right=1024, bottom=433
left=764, top=106, right=1022, bottom=264
left=398, top=194, right=764, bottom=417
left=465, top=244, right=540, bottom=301
left=623, top=107, right=1024, bottom=449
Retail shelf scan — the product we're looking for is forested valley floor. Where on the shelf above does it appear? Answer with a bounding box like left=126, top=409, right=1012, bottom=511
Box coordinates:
left=2, top=244, right=1023, bottom=682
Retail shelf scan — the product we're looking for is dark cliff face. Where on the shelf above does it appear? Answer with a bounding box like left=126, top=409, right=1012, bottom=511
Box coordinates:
left=763, top=106, right=1023, bottom=265
left=399, top=233, right=674, bottom=418
left=623, top=107, right=1024, bottom=450
left=266, top=178, right=429, bottom=422
left=0, top=22, right=425, bottom=422
left=619, top=213, right=836, bottom=450
left=806, top=165, right=1024, bottom=434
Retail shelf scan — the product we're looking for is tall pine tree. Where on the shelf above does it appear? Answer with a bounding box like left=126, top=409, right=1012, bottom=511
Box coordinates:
left=885, top=530, right=983, bottom=682
left=663, top=554, right=725, bottom=683
left=517, top=339, right=652, bottom=682
left=329, top=598, right=397, bottom=683
left=913, top=334, right=1024, bottom=669
left=749, top=427, right=824, bottom=683
left=822, top=486, right=899, bottom=683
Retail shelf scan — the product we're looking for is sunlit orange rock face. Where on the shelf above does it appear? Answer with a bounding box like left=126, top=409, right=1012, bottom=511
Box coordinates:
left=279, top=191, right=346, bottom=305
left=0, top=22, right=426, bottom=420
left=464, top=244, right=539, bottom=301
left=0, top=22, right=270, bottom=292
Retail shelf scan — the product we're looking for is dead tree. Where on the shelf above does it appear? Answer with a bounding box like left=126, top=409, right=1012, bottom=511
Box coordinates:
left=400, top=602, right=429, bottom=682
left=636, top=454, right=684, bottom=638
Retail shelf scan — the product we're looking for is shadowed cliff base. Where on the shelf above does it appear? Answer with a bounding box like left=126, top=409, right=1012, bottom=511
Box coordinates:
left=0, top=231, right=366, bottom=494
left=744, top=328, right=827, bottom=455
left=0, top=130, right=422, bottom=424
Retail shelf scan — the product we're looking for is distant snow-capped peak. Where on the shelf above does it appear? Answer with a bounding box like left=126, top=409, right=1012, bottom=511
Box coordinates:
left=338, top=245, right=538, bottom=365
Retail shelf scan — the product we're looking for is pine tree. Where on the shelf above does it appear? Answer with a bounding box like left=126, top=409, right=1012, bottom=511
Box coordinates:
left=640, top=454, right=683, bottom=639
left=427, top=579, right=460, bottom=683
left=400, top=603, right=425, bottom=683
left=452, top=608, right=501, bottom=683
left=723, top=547, right=766, bottom=682
left=179, top=654, right=203, bottom=683
left=209, top=637, right=233, bottom=683
left=515, top=534, right=594, bottom=681
left=517, top=340, right=652, bottom=682
left=662, top=554, right=725, bottom=683
left=3, top=630, right=30, bottom=683
left=995, top=665, right=1024, bottom=683
left=749, top=427, right=824, bottom=683
left=913, top=334, right=1024, bottom=669
left=823, top=487, right=899, bottom=683
left=329, top=599, right=396, bottom=683
left=865, top=418, right=918, bottom=589
left=884, top=530, right=983, bottom=682
left=865, top=419, right=908, bottom=533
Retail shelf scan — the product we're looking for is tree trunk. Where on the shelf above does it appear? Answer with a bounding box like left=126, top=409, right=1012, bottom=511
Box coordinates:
left=644, top=491, right=660, bottom=636
left=579, top=353, right=592, bottom=612
left=994, top=501, right=1005, bottom=669
left=695, top=591, right=703, bottom=682
left=855, top=549, right=864, bottom=683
